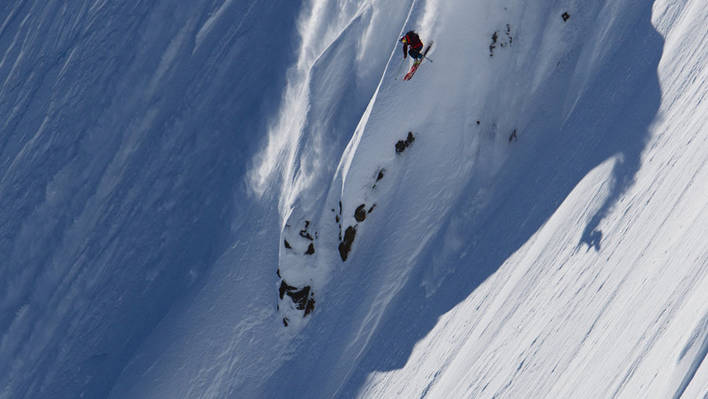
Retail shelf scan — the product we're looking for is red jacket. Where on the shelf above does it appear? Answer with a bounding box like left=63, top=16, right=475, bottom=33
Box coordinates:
left=401, top=31, right=423, bottom=57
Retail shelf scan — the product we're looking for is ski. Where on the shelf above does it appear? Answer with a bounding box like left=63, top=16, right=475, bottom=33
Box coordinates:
left=403, top=41, right=433, bottom=81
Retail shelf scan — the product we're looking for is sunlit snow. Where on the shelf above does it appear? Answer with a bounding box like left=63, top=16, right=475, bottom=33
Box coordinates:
left=0, top=0, right=706, bottom=398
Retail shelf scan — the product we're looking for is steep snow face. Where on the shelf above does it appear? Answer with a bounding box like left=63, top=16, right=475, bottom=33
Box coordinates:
left=115, top=0, right=706, bottom=396
left=247, top=0, right=419, bottom=328
left=2, top=0, right=706, bottom=398
left=255, top=0, right=706, bottom=397
left=349, top=1, right=708, bottom=398
left=0, top=1, right=300, bottom=398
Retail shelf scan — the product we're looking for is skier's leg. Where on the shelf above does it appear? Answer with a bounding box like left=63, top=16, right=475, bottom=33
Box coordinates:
left=409, top=48, right=422, bottom=65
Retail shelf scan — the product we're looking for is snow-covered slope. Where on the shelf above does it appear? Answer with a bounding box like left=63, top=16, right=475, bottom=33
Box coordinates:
left=0, top=1, right=301, bottom=397
left=1, top=0, right=706, bottom=398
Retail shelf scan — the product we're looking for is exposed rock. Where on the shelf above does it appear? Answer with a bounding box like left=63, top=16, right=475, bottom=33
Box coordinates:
left=489, top=26, right=512, bottom=56
left=299, top=220, right=314, bottom=240
left=354, top=204, right=367, bottom=222
left=305, top=243, right=315, bottom=255
left=562, top=12, right=571, bottom=22
left=509, top=128, right=518, bottom=142
left=373, top=168, right=385, bottom=189
left=368, top=204, right=376, bottom=214
left=299, top=229, right=314, bottom=241
left=284, top=239, right=292, bottom=249
left=338, top=226, right=357, bottom=261
left=279, top=280, right=316, bottom=320
left=279, top=280, right=296, bottom=299
left=376, top=169, right=385, bottom=182
left=287, top=285, right=311, bottom=310
left=395, top=131, right=416, bottom=153
left=304, top=296, right=315, bottom=316
left=489, top=31, right=498, bottom=56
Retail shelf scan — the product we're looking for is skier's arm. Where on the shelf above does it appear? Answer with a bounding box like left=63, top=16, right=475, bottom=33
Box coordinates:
left=402, top=43, right=408, bottom=58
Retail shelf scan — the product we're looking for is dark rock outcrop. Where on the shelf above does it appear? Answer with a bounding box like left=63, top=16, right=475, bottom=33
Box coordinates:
left=395, top=131, right=416, bottom=153
left=279, top=280, right=316, bottom=319
left=298, top=220, right=314, bottom=240
left=338, top=226, right=357, bottom=261
left=279, top=280, right=295, bottom=299
left=354, top=204, right=367, bottom=222
left=299, top=230, right=314, bottom=241
left=372, top=168, right=385, bottom=189
left=489, top=25, right=512, bottom=56
left=305, top=243, right=315, bottom=255
left=489, top=31, right=498, bottom=56
left=508, top=128, right=518, bottom=142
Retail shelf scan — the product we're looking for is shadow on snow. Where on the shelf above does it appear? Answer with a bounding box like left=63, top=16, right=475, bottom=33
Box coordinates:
left=262, top=2, right=665, bottom=397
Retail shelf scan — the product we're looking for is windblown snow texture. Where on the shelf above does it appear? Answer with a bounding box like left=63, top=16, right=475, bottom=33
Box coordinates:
left=0, top=1, right=299, bottom=398
left=1, top=0, right=706, bottom=398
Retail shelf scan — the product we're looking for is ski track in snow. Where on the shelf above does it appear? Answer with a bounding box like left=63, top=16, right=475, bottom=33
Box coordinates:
left=0, top=0, right=706, bottom=398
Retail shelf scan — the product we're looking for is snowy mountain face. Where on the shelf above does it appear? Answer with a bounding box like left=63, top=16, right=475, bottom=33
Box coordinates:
left=1, top=0, right=706, bottom=398
left=0, top=1, right=299, bottom=397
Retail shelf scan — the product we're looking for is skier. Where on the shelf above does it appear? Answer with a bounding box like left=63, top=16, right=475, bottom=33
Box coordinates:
left=400, top=30, right=425, bottom=64
left=400, top=31, right=432, bottom=81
